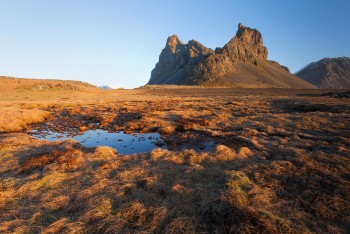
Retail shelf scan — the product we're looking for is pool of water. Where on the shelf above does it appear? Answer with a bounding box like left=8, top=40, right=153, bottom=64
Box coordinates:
left=29, top=129, right=166, bottom=155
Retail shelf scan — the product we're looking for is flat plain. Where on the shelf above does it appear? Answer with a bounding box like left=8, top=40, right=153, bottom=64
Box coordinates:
left=0, top=77, right=349, bottom=233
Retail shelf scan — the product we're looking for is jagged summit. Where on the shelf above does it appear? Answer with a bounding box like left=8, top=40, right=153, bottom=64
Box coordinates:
left=212, top=23, right=268, bottom=64
left=148, top=23, right=316, bottom=88
left=149, top=32, right=214, bottom=85
left=167, top=34, right=183, bottom=42
left=166, top=34, right=185, bottom=52
left=295, top=57, right=350, bottom=89
left=222, top=23, right=268, bottom=61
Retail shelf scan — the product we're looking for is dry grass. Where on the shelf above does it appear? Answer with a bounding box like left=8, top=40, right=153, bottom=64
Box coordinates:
left=214, top=145, right=236, bottom=161
left=0, top=77, right=349, bottom=233
left=0, top=107, right=50, bottom=132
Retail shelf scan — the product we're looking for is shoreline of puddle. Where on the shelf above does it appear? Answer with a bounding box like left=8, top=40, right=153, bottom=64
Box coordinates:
left=28, top=129, right=217, bottom=155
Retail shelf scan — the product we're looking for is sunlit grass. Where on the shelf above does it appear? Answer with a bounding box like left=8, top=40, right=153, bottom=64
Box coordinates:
left=0, top=77, right=349, bottom=232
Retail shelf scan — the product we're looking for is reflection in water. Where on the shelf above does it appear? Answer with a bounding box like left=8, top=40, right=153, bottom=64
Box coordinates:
left=29, top=129, right=165, bottom=155
left=29, top=129, right=217, bottom=155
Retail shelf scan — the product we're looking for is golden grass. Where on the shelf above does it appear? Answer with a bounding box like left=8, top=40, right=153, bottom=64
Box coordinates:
left=0, top=77, right=349, bottom=233
left=214, top=145, right=236, bottom=161
left=0, top=107, right=50, bottom=132
left=226, top=171, right=253, bottom=207
left=237, top=146, right=254, bottom=158
left=94, top=146, right=118, bottom=158
left=0, top=130, right=349, bottom=233
left=158, top=125, right=176, bottom=134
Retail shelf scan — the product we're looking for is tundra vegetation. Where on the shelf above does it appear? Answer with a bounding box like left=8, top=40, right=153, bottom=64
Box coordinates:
left=0, top=77, right=349, bottom=233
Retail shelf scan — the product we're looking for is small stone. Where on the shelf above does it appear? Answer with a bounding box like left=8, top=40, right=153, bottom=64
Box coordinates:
left=155, top=140, right=165, bottom=147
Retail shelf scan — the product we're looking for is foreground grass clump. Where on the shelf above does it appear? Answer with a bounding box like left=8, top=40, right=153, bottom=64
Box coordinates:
left=226, top=171, right=253, bottom=207
left=0, top=107, right=50, bottom=132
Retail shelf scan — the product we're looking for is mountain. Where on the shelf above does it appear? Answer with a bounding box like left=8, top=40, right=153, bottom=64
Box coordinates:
left=98, top=85, right=114, bottom=90
left=295, top=57, right=350, bottom=89
left=148, top=23, right=316, bottom=89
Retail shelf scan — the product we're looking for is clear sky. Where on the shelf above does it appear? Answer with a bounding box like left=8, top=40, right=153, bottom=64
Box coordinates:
left=1, top=0, right=349, bottom=88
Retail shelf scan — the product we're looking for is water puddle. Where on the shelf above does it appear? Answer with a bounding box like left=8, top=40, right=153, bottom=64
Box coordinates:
left=29, top=129, right=165, bottom=155
left=29, top=129, right=218, bottom=155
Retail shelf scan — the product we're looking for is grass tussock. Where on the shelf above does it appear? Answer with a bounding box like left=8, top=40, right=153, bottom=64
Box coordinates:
left=20, top=148, right=85, bottom=174
left=238, top=147, right=254, bottom=158
left=225, top=171, right=253, bottom=207
left=158, top=125, right=176, bottom=134
left=214, top=145, right=236, bottom=161
left=0, top=107, right=50, bottom=132
left=94, top=146, right=118, bottom=158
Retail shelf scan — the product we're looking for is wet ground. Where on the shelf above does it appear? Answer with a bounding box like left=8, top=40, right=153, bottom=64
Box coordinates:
left=29, top=129, right=166, bottom=154
left=29, top=128, right=217, bottom=154
left=25, top=89, right=349, bottom=156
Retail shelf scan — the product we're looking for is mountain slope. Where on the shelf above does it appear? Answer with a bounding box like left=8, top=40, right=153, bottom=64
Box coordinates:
left=295, top=57, right=350, bottom=89
left=148, top=23, right=316, bottom=89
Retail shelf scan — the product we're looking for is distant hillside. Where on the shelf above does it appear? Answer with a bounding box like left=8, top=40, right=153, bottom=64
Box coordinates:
left=0, top=76, right=97, bottom=92
left=148, top=23, right=316, bottom=89
left=97, top=85, right=124, bottom=90
left=295, top=57, right=350, bottom=89
left=98, top=85, right=114, bottom=90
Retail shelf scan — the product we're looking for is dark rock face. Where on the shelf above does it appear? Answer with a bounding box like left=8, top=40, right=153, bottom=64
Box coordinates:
left=149, top=35, right=214, bottom=85
left=148, top=23, right=316, bottom=88
left=295, top=57, right=350, bottom=89
left=221, top=23, right=268, bottom=62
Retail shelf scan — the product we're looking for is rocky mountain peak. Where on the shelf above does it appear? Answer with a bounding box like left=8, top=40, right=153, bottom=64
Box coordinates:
left=166, top=34, right=185, bottom=53
left=236, top=23, right=259, bottom=39
left=220, top=23, right=268, bottom=62
left=148, top=23, right=314, bottom=88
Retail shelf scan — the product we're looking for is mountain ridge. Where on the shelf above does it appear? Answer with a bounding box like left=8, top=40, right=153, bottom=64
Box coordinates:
left=148, top=23, right=316, bottom=89
left=295, top=57, right=350, bottom=89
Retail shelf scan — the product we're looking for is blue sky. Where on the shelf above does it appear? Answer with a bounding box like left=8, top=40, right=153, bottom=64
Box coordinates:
left=1, top=0, right=349, bottom=88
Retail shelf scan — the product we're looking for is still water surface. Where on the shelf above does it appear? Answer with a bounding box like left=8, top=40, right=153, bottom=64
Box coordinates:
left=30, top=129, right=165, bottom=154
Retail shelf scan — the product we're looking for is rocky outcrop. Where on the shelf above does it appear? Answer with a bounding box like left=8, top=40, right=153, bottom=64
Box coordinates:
left=221, top=23, right=268, bottom=62
left=148, top=23, right=316, bottom=89
left=295, top=57, right=350, bottom=89
left=149, top=35, right=214, bottom=85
